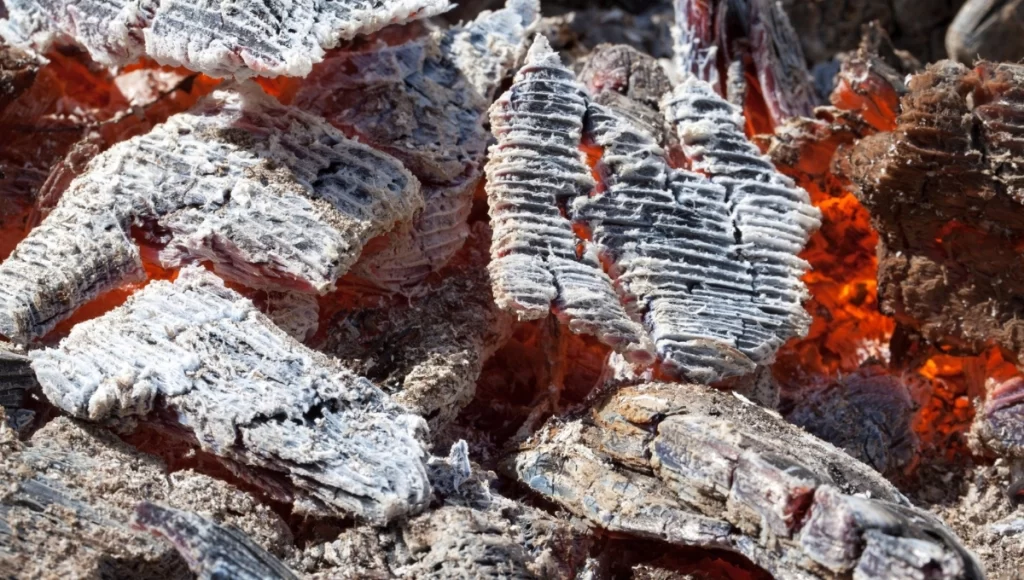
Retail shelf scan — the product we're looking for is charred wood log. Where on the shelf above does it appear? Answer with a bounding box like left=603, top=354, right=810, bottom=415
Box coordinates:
left=845, top=61, right=1024, bottom=366
left=1, top=415, right=292, bottom=579
left=29, top=266, right=431, bottom=522
left=0, top=84, right=421, bottom=343
left=673, top=0, right=818, bottom=126
left=0, top=0, right=452, bottom=78
left=509, top=382, right=983, bottom=579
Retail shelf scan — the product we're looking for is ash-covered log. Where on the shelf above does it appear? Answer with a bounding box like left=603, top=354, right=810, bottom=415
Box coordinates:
left=294, top=0, right=538, bottom=292
left=510, top=382, right=983, bottom=579
left=0, top=84, right=421, bottom=343
left=0, top=0, right=453, bottom=78
left=29, top=266, right=431, bottom=522
left=661, top=78, right=821, bottom=378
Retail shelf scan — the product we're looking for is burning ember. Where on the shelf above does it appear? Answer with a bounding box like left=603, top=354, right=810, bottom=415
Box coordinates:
left=1, top=0, right=1023, bottom=578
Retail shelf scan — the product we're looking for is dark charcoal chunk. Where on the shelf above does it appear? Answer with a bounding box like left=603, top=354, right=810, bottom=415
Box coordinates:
left=132, top=503, right=298, bottom=580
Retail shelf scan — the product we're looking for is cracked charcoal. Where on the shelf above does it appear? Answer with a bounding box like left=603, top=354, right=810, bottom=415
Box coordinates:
left=0, top=83, right=421, bottom=343
left=0, top=0, right=453, bottom=79
left=662, top=78, right=821, bottom=366
left=486, top=35, right=653, bottom=361
left=29, top=265, right=431, bottom=522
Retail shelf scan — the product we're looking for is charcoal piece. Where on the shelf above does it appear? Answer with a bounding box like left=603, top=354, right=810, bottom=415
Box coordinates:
left=574, top=102, right=774, bottom=383
left=535, top=5, right=675, bottom=63
left=778, top=0, right=964, bottom=66
left=844, top=61, right=1024, bottom=366
left=661, top=78, right=821, bottom=369
left=0, top=42, right=37, bottom=113
left=672, top=0, right=817, bottom=126
left=1, top=416, right=291, bottom=579
left=485, top=36, right=652, bottom=361
left=510, top=382, right=982, bottom=580
left=0, top=0, right=452, bottom=79
left=0, top=84, right=421, bottom=343
left=785, top=368, right=918, bottom=477
left=296, top=0, right=537, bottom=292
left=29, top=266, right=431, bottom=522
left=947, top=0, right=1024, bottom=64
left=579, top=44, right=674, bottom=111
left=578, top=43, right=674, bottom=144
left=321, top=225, right=514, bottom=429
left=0, top=343, right=35, bottom=409
left=298, top=454, right=586, bottom=579
left=973, top=377, right=1024, bottom=459
left=132, top=503, right=298, bottom=580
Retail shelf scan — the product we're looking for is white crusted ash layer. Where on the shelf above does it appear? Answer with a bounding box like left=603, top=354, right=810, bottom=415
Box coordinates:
left=0, top=0, right=453, bottom=78
left=574, top=102, right=778, bottom=383
left=29, top=266, right=431, bottom=523
left=485, top=36, right=653, bottom=362
left=295, top=0, right=539, bottom=293
left=661, top=78, right=821, bottom=367
left=0, top=84, right=421, bottom=343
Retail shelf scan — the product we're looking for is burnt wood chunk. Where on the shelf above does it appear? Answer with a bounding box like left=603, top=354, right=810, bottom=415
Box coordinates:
left=661, top=78, right=821, bottom=372
left=0, top=0, right=452, bottom=78
left=845, top=61, right=1024, bottom=367
left=511, top=382, right=982, bottom=580
left=320, top=225, right=514, bottom=430
left=485, top=36, right=653, bottom=362
left=672, top=0, right=817, bottom=125
left=295, top=0, right=538, bottom=292
left=132, top=503, right=299, bottom=580
left=576, top=103, right=761, bottom=382
left=29, top=266, right=431, bottom=522
left=1, top=416, right=291, bottom=579
left=0, top=84, right=421, bottom=343
left=947, top=0, right=1024, bottom=64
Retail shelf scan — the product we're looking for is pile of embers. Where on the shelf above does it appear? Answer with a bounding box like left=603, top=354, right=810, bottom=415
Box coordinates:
left=2, top=0, right=1024, bottom=578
